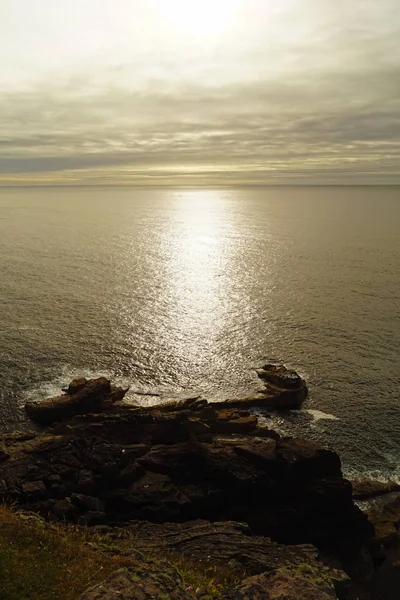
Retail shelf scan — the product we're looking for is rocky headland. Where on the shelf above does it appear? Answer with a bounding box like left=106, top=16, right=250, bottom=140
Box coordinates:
left=1, top=366, right=399, bottom=599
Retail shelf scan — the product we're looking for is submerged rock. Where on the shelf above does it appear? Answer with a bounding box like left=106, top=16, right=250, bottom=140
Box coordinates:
left=25, top=377, right=129, bottom=425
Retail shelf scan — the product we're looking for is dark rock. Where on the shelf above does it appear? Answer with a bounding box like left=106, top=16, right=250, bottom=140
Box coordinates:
left=0, top=479, right=8, bottom=496
left=198, top=406, right=217, bottom=421
left=67, top=378, right=88, bottom=395
left=0, top=447, right=10, bottom=463
left=25, top=377, right=128, bottom=425
left=7, top=485, right=21, bottom=499
left=71, top=493, right=105, bottom=513
left=223, top=569, right=338, bottom=600
left=21, top=480, right=47, bottom=499
left=78, top=511, right=107, bottom=526
left=46, top=474, right=62, bottom=484
left=257, top=364, right=303, bottom=389
left=208, top=410, right=258, bottom=434
left=220, top=364, right=308, bottom=410
left=79, top=566, right=193, bottom=600
left=125, top=519, right=321, bottom=576
left=100, top=462, right=120, bottom=482
left=276, top=438, right=342, bottom=481
left=110, top=386, right=130, bottom=402
left=234, top=438, right=277, bottom=469
left=197, top=433, right=214, bottom=443
left=48, top=484, right=65, bottom=499
left=119, top=464, right=142, bottom=487
left=1, top=377, right=377, bottom=573
left=120, top=444, right=151, bottom=464
left=52, top=497, right=76, bottom=520
left=77, top=470, right=97, bottom=495
left=186, top=419, right=212, bottom=436
left=352, top=479, right=400, bottom=500
left=367, top=494, right=400, bottom=545
left=247, top=427, right=281, bottom=441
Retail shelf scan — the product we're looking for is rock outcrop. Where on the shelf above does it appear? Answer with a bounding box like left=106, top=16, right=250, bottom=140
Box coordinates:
left=218, top=364, right=308, bottom=410
left=79, top=565, right=194, bottom=600
left=120, top=520, right=321, bottom=576
left=222, top=569, right=338, bottom=600
left=3, top=376, right=374, bottom=577
left=80, top=565, right=342, bottom=600
left=352, top=479, right=400, bottom=500
left=25, top=377, right=129, bottom=425
left=24, top=364, right=307, bottom=428
left=367, top=495, right=400, bottom=546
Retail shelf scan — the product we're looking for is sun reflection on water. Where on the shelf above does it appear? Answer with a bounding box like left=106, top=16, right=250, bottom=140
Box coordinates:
left=162, top=190, right=233, bottom=374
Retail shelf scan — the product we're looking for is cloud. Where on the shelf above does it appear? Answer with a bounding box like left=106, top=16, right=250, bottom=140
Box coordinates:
left=0, top=0, right=399, bottom=184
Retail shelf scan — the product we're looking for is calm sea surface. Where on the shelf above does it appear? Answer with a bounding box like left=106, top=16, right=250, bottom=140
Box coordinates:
left=0, top=186, right=399, bottom=479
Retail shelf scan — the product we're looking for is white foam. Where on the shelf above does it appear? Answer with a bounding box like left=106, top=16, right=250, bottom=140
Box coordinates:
left=344, top=462, right=400, bottom=487
left=305, top=409, right=339, bottom=422
left=21, top=366, right=134, bottom=405
left=21, top=365, right=188, bottom=409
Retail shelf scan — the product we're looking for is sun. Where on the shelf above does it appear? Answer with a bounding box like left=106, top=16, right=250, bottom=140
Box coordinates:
left=157, top=0, right=241, bottom=37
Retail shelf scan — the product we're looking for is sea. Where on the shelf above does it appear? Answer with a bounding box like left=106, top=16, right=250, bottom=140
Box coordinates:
left=0, top=185, right=399, bottom=481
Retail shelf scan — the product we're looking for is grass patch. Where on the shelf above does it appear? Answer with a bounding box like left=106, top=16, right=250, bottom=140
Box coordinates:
left=0, top=505, right=241, bottom=599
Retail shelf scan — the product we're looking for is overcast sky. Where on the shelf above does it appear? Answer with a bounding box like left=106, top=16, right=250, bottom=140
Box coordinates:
left=0, top=0, right=399, bottom=185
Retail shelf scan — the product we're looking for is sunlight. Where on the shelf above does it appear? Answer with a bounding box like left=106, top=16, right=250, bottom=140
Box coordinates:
left=160, top=190, right=233, bottom=369
left=157, top=0, right=241, bottom=37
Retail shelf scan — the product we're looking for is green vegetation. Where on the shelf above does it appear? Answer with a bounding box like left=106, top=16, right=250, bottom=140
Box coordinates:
left=0, top=505, right=240, bottom=599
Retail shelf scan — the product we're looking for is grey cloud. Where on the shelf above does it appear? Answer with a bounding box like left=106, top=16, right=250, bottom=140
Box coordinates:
left=0, top=64, right=399, bottom=183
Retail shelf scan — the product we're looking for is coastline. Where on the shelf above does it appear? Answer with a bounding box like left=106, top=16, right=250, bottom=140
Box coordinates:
left=1, top=369, right=399, bottom=598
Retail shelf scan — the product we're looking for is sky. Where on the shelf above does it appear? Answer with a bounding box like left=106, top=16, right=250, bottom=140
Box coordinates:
left=0, top=0, right=399, bottom=186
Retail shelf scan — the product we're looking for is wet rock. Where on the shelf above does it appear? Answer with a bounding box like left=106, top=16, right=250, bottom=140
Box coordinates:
left=257, top=364, right=303, bottom=389
left=25, top=377, right=129, bottom=425
left=208, top=410, right=258, bottom=434
left=67, top=377, right=88, bottom=395
left=198, top=406, right=217, bottom=421
left=247, top=427, right=281, bottom=441
left=222, top=364, right=308, bottom=410
left=352, top=479, right=400, bottom=500
left=111, top=386, right=130, bottom=402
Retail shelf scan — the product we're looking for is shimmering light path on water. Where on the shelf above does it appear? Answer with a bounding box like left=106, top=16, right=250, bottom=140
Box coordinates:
left=0, top=186, right=399, bottom=479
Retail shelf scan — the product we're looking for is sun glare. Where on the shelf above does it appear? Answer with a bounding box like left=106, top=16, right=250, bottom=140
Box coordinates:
left=158, top=0, right=240, bottom=37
